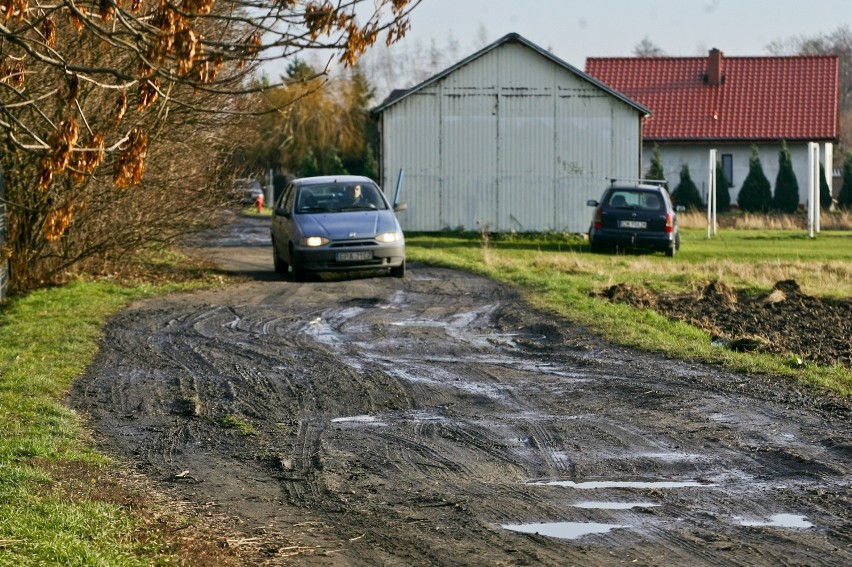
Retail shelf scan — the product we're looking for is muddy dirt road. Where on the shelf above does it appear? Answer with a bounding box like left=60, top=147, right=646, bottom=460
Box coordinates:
left=70, top=215, right=851, bottom=566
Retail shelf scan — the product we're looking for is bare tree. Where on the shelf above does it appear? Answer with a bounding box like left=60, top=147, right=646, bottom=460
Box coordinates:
left=767, top=25, right=852, bottom=151
left=0, top=1, right=420, bottom=291
left=633, top=36, right=665, bottom=57
left=1, top=1, right=420, bottom=179
left=359, top=28, right=479, bottom=104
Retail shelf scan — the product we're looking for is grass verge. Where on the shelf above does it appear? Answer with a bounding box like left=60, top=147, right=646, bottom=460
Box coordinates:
left=406, top=227, right=852, bottom=397
left=0, top=266, right=243, bottom=565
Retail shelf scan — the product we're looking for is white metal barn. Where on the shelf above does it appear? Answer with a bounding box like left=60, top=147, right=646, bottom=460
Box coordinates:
left=373, top=33, right=650, bottom=233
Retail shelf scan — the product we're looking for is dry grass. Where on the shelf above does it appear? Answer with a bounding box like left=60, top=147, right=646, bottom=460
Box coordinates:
left=521, top=250, right=852, bottom=297
left=678, top=209, right=852, bottom=230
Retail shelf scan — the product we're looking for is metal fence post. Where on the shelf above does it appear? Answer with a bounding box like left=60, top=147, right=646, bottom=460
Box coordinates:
left=0, top=165, right=7, bottom=303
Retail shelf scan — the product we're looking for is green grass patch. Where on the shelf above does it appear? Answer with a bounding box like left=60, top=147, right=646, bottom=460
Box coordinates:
left=241, top=205, right=273, bottom=218
left=219, top=414, right=257, bottom=436
left=407, top=228, right=852, bottom=397
left=0, top=275, right=221, bottom=565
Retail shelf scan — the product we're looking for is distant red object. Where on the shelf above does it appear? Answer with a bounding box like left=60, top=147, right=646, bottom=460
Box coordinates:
left=256, top=192, right=264, bottom=213
left=585, top=51, right=839, bottom=142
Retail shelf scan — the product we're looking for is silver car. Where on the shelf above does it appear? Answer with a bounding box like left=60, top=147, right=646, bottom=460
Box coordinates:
left=270, top=175, right=407, bottom=281
left=233, top=178, right=264, bottom=205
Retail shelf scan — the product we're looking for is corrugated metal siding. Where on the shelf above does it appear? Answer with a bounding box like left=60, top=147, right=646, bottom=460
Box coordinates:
left=439, top=40, right=500, bottom=230
left=555, top=93, right=612, bottom=231
left=379, top=40, right=644, bottom=233
left=498, top=94, right=555, bottom=231
left=442, top=90, right=498, bottom=230
left=381, top=91, right=441, bottom=231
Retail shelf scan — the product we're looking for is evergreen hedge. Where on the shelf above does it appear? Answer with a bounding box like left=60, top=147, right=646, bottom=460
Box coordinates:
left=773, top=142, right=800, bottom=213
left=671, top=163, right=703, bottom=210
left=737, top=146, right=772, bottom=212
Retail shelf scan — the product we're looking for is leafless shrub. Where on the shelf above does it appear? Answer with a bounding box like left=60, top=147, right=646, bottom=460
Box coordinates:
left=1, top=1, right=421, bottom=292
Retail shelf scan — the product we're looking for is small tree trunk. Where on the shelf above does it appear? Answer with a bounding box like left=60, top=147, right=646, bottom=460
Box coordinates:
left=0, top=166, right=7, bottom=302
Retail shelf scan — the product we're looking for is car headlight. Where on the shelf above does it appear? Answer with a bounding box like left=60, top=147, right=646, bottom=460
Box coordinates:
left=301, top=236, right=329, bottom=247
left=375, top=231, right=402, bottom=243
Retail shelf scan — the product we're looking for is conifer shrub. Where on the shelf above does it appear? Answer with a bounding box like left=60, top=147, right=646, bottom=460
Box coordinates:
left=737, top=146, right=772, bottom=212
left=671, top=163, right=703, bottom=210
left=773, top=142, right=800, bottom=213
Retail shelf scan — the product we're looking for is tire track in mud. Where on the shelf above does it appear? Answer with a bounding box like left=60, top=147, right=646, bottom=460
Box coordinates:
left=70, top=260, right=852, bottom=566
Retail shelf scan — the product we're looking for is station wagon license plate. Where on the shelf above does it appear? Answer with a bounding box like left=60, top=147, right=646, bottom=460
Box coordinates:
left=619, top=220, right=647, bottom=229
left=336, top=251, right=373, bottom=262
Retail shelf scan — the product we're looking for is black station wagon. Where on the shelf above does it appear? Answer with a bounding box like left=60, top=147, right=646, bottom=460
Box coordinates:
left=586, top=181, right=681, bottom=257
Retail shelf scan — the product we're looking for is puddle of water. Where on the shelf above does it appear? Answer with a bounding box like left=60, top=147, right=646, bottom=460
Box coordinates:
left=390, top=320, right=448, bottom=328
left=738, top=514, right=813, bottom=529
left=502, top=521, right=627, bottom=540
left=381, top=362, right=509, bottom=401
left=481, top=332, right=548, bottom=348
left=330, top=415, right=384, bottom=425
left=407, top=411, right=446, bottom=422
left=379, top=290, right=408, bottom=309
left=572, top=501, right=660, bottom=510
left=302, top=318, right=338, bottom=345
left=301, top=307, right=365, bottom=346
left=383, top=365, right=439, bottom=386
left=448, top=306, right=495, bottom=329
left=709, top=413, right=739, bottom=425
left=531, top=480, right=714, bottom=489
left=635, top=452, right=703, bottom=463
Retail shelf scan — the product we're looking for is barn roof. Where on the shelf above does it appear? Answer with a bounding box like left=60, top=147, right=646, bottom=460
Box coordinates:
left=585, top=50, right=839, bottom=142
left=372, top=33, right=651, bottom=116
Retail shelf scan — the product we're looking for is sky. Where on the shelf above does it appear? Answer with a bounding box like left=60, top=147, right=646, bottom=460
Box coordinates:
left=258, top=0, right=852, bottom=98
left=391, top=0, right=850, bottom=67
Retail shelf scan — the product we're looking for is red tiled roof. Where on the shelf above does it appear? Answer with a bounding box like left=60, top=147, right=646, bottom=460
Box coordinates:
left=585, top=52, right=839, bottom=142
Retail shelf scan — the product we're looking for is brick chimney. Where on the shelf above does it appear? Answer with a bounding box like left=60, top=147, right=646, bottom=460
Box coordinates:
left=707, top=48, right=724, bottom=86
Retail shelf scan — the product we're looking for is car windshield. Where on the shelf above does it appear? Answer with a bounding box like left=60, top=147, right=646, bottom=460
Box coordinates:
left=606, top=190, right=665, bottom=212
left=296, top=182, right=388, bottom=213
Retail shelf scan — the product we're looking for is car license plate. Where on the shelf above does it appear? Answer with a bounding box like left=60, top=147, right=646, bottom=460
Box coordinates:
left=619, top=220, right=647, bottom=229
left=336, top=251, right=373, bottom=262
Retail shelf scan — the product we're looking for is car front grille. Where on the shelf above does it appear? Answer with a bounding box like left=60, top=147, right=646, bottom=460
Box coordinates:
left=329, top=240, right=377, bottom=248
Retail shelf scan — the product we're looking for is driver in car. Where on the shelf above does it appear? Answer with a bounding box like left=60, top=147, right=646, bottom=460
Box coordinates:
left=343, top=184, right=368, bottom=207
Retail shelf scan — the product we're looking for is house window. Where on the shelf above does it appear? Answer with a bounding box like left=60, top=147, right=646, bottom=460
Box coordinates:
left=721, top=154, right=733, bottom=187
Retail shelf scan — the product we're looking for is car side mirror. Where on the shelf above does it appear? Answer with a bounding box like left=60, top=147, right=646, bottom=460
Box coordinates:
left=274, top=207, right=290, bottom=218
left=586, top=199, right=599, bottom=207
left=394, top=202, right=408, bottom=212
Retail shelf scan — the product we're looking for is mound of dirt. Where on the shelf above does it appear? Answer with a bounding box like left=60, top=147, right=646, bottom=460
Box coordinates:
left=596, top=282, right=658, bottom=309
left=598, top=279, right=852, bottom=368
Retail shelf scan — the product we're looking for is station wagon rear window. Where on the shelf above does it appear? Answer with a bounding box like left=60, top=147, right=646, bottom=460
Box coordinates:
left=606, top=190, right=665, bottom=212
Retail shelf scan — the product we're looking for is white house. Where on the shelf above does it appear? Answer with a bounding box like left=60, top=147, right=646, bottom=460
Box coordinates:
left=373, top=33, right=650, bottom=233
left=586, top=49, right=840, bottom=207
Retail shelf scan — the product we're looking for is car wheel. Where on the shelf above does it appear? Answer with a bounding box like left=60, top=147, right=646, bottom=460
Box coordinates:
left=665, top=245, right=676, bottom=258
left=292, top=268, right=307, bottom=282
left=272, top=242, right=289, bottom=274
left=290, top=246, right=307, bottom=282
left=590, top=240, right=603, bottom=254
left=390, top=260, right=406, bottom=278
left=291, top=261, right=307, bottom=282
